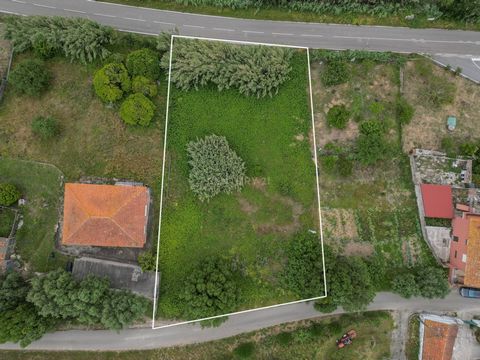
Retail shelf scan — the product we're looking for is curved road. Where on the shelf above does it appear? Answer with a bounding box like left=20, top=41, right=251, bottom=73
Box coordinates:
left=0, top=0, right=480, bottom=82
left=1, top=291, right=480, bottom=350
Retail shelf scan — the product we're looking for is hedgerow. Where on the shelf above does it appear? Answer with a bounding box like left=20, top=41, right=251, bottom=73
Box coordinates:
left=164, top=38, right=292, bottom=98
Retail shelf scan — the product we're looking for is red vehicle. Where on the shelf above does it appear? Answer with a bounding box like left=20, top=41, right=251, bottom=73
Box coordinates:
left=336, top=330, right=357, bottom=349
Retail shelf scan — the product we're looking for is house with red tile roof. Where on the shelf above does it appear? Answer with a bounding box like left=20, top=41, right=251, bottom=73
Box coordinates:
left=419, top=314, right=462, bottom=360
left=421, top=184, right=454, bottom=219
left=62, top=183, right=149, bottom=248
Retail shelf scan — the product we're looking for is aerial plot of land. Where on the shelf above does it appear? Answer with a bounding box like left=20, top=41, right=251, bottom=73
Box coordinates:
left=156, top=37, right=324, bottom=321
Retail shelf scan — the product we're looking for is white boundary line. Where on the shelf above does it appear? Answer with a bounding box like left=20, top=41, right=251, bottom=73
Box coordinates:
left=152, top=34, right=327, bottom=330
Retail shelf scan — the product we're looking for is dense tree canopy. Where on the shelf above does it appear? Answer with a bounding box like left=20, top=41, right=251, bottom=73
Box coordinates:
left=126, top=48, right=161, bottom=80
left=165, top=38, right=292, bottom=98
left=132, top=76, right=158, bottom=98
left=187, top=135, right=246, bottom=202
left=283, top=232, right=325, bottom=298
left=180, top=257, right=239, bottom=319
left=93, top=62, right=131, bottom=104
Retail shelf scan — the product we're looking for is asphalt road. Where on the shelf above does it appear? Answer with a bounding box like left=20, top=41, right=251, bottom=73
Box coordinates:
left=0, top=0, right=480, bottom=82
left=1, top=291, right=480, bottom=351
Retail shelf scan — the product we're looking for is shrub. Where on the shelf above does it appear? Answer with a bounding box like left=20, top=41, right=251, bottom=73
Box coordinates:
left=321, top=155, right=337, bottom=174
left=119, top=93, right=156, bottom=126
left=416, top=266, right=450, bottom=299
left=187, top=135, right=246, bottom=202
left=93, top=63, right=131, bottom=104
left=460, top=142, right=479, bottom=157
left=31, top=116, right=60, bottom=140
left=180, top=257, right=239, bottom=318
left=165, top=38, right=292, bottom=98
left=138, top=250, right=156, bottom=271
left=321, top=60, right=349, bottom=86
left=5, top=16, right=113, bottom=64
left=275, top=332, right=293, bottom=346
left=395, top=96, right=415, bottom=125
left=441, top=136, right=457, bottom=157
left=126, top=48, right=161, bottom=80
left=233, top=342, right=255, bottom=358
left=132, top=76, right=158, bottom=97
left=326, top=104, right=350, bottom=129
left=392, top=273, right=419, bottom=298
left=0, top=183, right=21, bottom=206
left=356, top=120, right=387, bottom=165
left=9, top=59, right=51, bottom=97
left=31, top=31, right=58, bottom=58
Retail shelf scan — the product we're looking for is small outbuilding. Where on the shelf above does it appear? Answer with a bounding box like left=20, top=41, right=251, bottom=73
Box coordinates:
left=420, top=183, right=454, bottom=219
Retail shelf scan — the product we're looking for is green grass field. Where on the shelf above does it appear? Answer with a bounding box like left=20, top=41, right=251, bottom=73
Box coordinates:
left=0, top=207, right=15, bottom=238
left=0, top=158, right=69, bottom=270
left=0, top=311, right=393, bottom=360
left=157, top=49, right=322, bottom=318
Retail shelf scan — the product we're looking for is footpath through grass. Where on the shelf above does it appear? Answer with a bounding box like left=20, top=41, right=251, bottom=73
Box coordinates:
left=104, top=0, right=480, bottom=31
left=0, top=311, right=393, bottom=360
left=158, top=49, right=320, bottom=318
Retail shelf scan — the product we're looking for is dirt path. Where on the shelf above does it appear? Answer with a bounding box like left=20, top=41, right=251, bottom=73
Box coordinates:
left=390, top=310, right=409, bottom=360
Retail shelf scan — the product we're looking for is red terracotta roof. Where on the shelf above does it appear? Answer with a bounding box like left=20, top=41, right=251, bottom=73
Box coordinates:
left=421, top=184, right=454, bottom=219
left=464, top=215, right=480, bottom=288
left=62, top=183, right=149, bottom=248
left=422, top=319, right=458, bottom=360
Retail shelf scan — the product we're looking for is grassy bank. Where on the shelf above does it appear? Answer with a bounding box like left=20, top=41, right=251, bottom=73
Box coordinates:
left=0, top=311, right=393, bottom=359
left=104, top=0, right=480, bottom=31
left=158, top=49, right=320, bottom=317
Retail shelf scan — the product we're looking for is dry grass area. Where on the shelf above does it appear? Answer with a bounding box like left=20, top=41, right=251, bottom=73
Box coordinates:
left=402, top=59, right=480, bottom=152
left=0, top=56, right=165, bottom=184
left=311, top=61, right=398, bottom=147
left=0, top=23, right=11, bottom=77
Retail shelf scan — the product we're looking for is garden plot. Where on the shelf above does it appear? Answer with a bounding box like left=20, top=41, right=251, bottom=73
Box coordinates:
left=154, top=37, right=324, bottom=326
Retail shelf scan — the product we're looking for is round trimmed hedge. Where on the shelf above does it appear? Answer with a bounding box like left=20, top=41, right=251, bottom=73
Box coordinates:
left=93, top=62, right=131, bottom=104
left=125, top=48, right=160, bottom=80
left=0, top=183, right=21, bottom=206
left=119, top=93, right=155, bottom=126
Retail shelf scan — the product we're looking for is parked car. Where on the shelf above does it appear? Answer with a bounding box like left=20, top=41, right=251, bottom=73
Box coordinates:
left=460, top=287, right=480, bottom=298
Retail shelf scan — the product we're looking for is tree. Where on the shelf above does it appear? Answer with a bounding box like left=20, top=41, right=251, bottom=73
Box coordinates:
left=70, top=276, right=110, bottom=326
left=27, top=269, right=78, bottom=319
left=416, top=266, right=450, bottom=299
left=187, top=135, right=246, bottom=202
left=132, top=76, right=158, bottom=97
left=391, top=273, right=419, bottom=299
left=0, top=272, right=30, bottom=311
left=0, top=303, right=56, bottom=348
left=93, top=63, right=131, bottom=104
left=31, top=31, right=59, bottom=58
left=356, top=120, right=387, bottom=165
left=0, top=183, right=21, bottom=206
left=283, top=232, right=324, bottom=298
left=9, top=59, right=51, bottom=97
left=180, top=257, right=239, bottom=319
left=326, top=105, right=350, bottom=129
left=101, top=290, right=148, bottom=330
left=31, top=116, right=60, bottom=140
left=165, top=39, right=292, bottom=98
left=119, top=93, right=156, bottom=126
left=321, top=60, right=349, bottom=86
left=126, top=48, right=161, bottom=80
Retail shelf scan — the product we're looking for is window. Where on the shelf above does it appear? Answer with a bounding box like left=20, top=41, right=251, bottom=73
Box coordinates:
left=453, top=236, right=459, bottom=242
left=455, top=250, right=458, bottom=258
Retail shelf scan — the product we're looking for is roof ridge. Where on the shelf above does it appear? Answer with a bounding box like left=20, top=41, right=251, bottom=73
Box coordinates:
left=68, top=185, right=93, bottom=217
left=64, top=217, right=90, bottom=244
left=109, top=217, right=139, bottom=247
left=110, top=187, right=144, bottom=219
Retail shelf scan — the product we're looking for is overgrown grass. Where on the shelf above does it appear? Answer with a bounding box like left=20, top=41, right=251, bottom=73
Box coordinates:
left=0, top=158, right=68, bottom=270
left=0, top=311, right=393, bottom=360
left=103, top=0, right=480, bottom=31
left=158, top=49, right=320, bottom=318
left=406, top=314, right=420, bottom=360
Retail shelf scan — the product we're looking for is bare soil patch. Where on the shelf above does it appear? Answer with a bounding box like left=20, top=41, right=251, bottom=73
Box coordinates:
left=343, top=241, right=374, bottom=257
left=402, top=60, right=480, bottom=152
left=323, top=208, right=358, bottom=240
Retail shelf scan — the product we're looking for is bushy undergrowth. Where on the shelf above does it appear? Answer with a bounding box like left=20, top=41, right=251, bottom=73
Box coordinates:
left=321, top=59, right=349, bottom=86
left=326, top=104, right=350, bottom=129
left=164, top=38, right=292, bottom=98
left=5, top=16, right=114, bottom=64
left=31, top=116, right=60, bottom=140
left=9, top=59, right=51, bottom=97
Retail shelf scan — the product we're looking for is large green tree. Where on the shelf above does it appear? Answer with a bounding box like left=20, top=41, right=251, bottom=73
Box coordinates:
left=415, top=266, right=450, bottom=299
left=283, top=232, right=325, bottom=298
left=126, top=48, right=161, bottom=80
left=391, top=273, right=419, bottom=299
left=119, top=93, right=156, bottom=126
left=180, top=257, right=240, bottom=319
left=101, top=291, right=148, bottom=330
left=70, top=276, right=110, bottom=326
